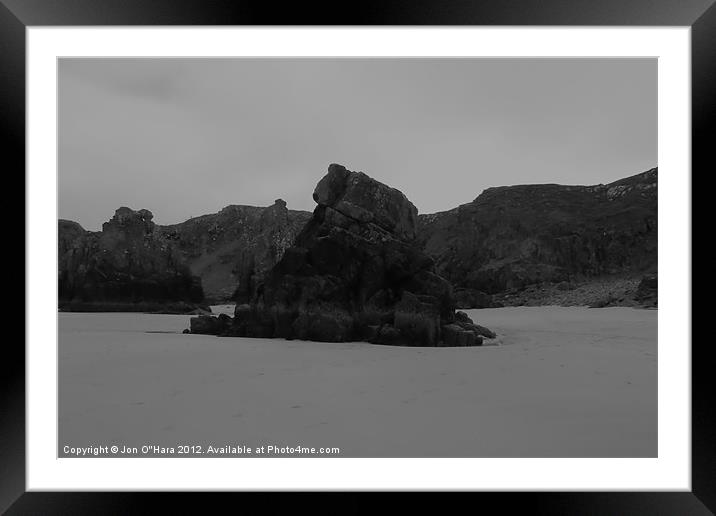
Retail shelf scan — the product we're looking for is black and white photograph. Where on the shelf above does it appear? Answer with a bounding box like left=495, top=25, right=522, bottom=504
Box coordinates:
left=57, top=57, right=658, bottom=459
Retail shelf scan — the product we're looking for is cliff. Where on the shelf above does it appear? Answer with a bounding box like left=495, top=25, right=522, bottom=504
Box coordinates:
left=417, top=168, right=657, bottom=302
left=59, top=166, right=657, bottom=313
left=58, top=207, right=206, bottom=313
left=158, top=200, right=311, bottom=303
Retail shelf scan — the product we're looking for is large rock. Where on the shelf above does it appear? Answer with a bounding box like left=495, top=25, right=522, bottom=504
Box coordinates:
left=58, top=207, right=207, bottom=313
left=312, top=164, right=418, bottom=240
left=189, top=164, right=492, bottom=346
left=190, top=313, right=232, bottom=335
left=418, top=167, right=657, bottom=297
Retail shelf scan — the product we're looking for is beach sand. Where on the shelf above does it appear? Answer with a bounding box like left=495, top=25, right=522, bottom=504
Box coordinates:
left=58, top=306, right=656, bottom=457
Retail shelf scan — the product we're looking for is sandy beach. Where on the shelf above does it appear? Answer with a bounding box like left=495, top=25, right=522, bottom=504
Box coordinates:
left=58, top=306, right=657, bottom=457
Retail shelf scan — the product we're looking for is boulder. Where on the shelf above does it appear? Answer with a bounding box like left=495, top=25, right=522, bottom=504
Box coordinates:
left=189, top=314, right=232, bottom=335
left=454, top=311, right=497, bottom=339
left=441, top=324, right=483, bottom=347
left=189, top=164, right=492, bottom=346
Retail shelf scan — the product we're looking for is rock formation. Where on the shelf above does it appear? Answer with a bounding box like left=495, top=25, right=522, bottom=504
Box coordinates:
left=417, top=168, right=657, bottom=306
left=158, top=200, right=311, bottom=303
left=59, top=208, right=207, bottom=313
left=59, top=166, right=657, bottom=313
left=189, top=164, right=493, bottom=346
left=634, top=273, right=658, bottom=308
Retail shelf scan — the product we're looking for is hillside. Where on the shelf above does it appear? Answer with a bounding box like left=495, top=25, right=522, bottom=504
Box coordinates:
left=158, top=200, right=311, bottom=303
left=417, top=168, right=657, bottom=304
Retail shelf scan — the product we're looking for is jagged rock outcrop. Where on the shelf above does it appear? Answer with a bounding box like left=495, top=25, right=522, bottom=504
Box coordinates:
left=59, top=207, right=206, bottom=312
left=158, top=200, right=311, bottom=303
left=417, top=168, right=657, bottom=304
left=189, top=164, right=493, bottom=346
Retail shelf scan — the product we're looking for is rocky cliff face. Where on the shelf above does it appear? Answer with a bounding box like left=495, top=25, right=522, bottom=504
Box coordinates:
left=417, top=168, right=657, bottom=301
left=189, top=164, right=493, bottom=346
left=158, top=200, right=311, bottom=303
left=58, top=208, right=206, bottom=312
left=60, top=166, right=657, bottom=313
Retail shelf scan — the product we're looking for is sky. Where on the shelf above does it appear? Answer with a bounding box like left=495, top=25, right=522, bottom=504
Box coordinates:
left=59, top=58, right=656, bottom=230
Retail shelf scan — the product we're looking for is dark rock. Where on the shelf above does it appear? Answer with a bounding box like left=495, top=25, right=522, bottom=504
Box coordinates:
left=393, top=291, right=441, bottom=347
left=458, top=331, right=478, bottom=347
left=363, top=324, right=382, bottom=343
left=375, top=325, right=402, bottom=346
left=418, top=168, right=657, bottom=296
left=441, top=324, right=463, bottom=347
left=635, top=273, right=658, bottom=307
left=292, top=311, right=354, bottom=342
left=637, top=273, right=657, bottom=293
left=313, top=164, right=418, bottom=241
left=190, top=315, right=221, bottom=335
left=589, top=296, right=617, bottom=309
left=189, top=164, right=491, bottom=346
left=187, top=307, right=213, bottom=315
left=454, top=311, right=471, bottom=324
left=468, top=323, right=496, bottom=340
left=453, top=311, right=496, bottom=339
left=58, top=208, right=207, bottom=313
left=441, top=324, right=483, bottom=347
left=189, top=313, right=233, bottom=335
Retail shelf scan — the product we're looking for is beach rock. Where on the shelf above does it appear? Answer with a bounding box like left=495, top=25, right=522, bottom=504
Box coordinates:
left=189, top=313, right=232, bottom=335
left=392, top=291, right=441, bottom=347
left=468, top=323, right=496, bottom=340
left=189, top=164, right=490, bottom=346
left=58, top=208, right=207, bottom=313
left=292, top=310, right=354, bottom=342
left=453, top=311, right=496, bottom=339
left=190, top=315, right=221, bottom=335
left=442, top=324, right=484, bottom=347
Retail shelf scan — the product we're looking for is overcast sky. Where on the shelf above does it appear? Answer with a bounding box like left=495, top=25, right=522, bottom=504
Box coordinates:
left=59, top=58, right=656, bottom=230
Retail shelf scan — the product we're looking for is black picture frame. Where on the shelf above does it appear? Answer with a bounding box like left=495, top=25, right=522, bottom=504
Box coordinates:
left=4, top=1, right=712, bottom=513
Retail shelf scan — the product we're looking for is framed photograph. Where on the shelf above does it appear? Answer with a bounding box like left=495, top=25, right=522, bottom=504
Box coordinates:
left=6, top=0, right=711, bottom=513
